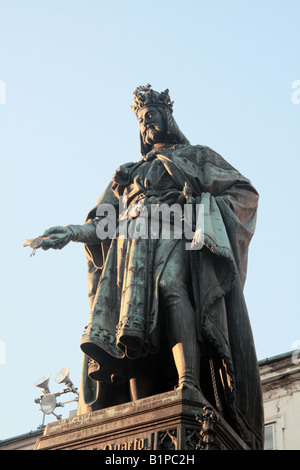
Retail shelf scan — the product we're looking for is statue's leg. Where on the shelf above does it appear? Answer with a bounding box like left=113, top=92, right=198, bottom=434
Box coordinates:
left=159, top=240, right=201, bottom=390
left=127, top=355, right=157, bottom=401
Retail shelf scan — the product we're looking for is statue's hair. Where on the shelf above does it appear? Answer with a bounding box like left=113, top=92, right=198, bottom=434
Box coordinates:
left=139, top=106, right=190, bottom=156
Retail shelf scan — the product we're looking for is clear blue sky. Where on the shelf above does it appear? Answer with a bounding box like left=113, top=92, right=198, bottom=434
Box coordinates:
left=1, top=0, right=299, bottom=440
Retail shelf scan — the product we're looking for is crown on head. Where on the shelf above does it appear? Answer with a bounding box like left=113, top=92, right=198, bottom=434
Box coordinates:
left=130, top=84, right=174, bottom=116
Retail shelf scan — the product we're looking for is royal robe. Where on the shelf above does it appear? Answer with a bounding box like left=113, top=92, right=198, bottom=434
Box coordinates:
left=78, top=143, right=264, bottom=450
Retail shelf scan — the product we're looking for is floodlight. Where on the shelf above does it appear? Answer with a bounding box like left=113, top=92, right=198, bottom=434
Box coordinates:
left=40, top=393, right=57, bottom=415
left=33, top=374, right=51, bottom=393
left=55, top=366, right=74, bottom=388
left=33, top=367, right=78, bottom=427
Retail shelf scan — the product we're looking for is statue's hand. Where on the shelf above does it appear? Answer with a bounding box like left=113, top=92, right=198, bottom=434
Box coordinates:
left=39, top=226, right=74, bottom=250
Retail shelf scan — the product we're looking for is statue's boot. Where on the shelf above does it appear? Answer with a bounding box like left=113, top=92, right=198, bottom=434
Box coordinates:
left=170, top=317, right=201, bottom=392
left=162, top=281, right=201, bottom=392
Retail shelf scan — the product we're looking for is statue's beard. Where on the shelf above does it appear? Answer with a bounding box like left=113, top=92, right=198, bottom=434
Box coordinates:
left=142, top=125, right=167, bottom=146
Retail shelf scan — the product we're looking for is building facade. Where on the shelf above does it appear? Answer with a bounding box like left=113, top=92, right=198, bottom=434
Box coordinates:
left=260, top=350, right=300, bottom=450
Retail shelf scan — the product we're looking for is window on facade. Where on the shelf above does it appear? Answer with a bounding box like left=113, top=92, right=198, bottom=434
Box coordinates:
left=264, top=423, right=276, bottom=450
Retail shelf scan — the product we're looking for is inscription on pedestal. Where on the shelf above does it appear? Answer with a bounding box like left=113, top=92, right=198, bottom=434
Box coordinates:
left=97, top=436, right=153, bottom=451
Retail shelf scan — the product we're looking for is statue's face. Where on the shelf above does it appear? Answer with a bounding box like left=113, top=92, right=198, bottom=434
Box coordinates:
left=137, top=106, right=168, bottom=148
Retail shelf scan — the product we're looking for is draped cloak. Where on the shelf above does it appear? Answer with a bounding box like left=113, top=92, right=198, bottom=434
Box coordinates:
left=78, top=144, right=264, bottom=450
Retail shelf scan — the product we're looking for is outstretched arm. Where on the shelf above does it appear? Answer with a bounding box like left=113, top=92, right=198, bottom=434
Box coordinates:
left=24, top=222, right=99, bottom=253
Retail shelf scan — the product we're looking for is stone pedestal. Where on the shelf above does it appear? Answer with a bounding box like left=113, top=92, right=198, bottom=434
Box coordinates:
left=34, top=389, right=249, bottom=450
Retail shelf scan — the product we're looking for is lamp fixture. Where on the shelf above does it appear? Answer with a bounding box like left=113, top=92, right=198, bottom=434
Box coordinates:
left=33, top=367, right=78, bottom=428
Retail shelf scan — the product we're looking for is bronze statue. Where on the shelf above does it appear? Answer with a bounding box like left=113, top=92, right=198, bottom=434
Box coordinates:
left=25, top=85, right=264, bottom=449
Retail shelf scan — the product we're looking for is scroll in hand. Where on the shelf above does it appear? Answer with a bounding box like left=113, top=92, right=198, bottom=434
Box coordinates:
left=23, top=226, right=74, bottom=256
